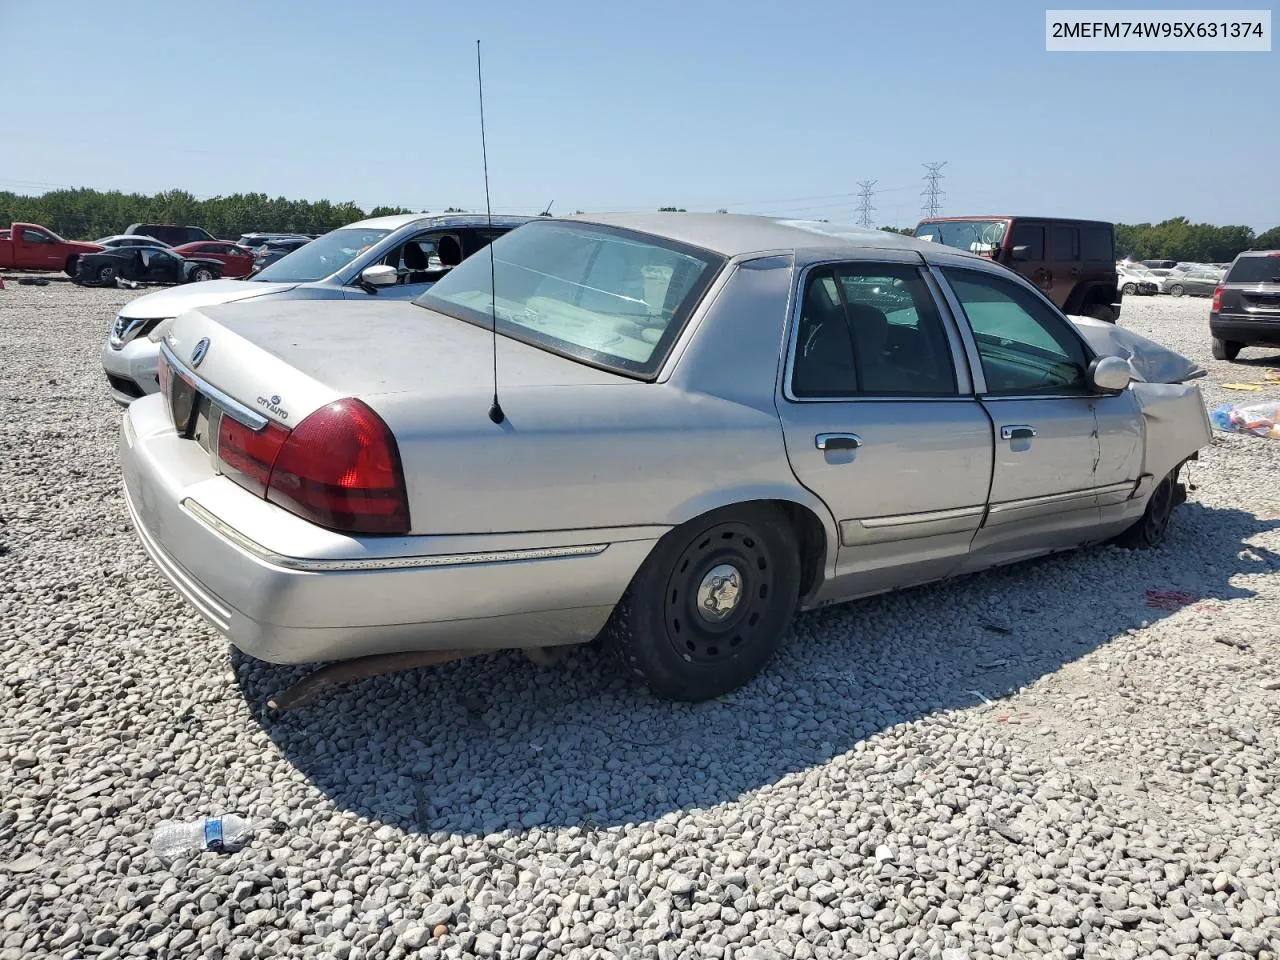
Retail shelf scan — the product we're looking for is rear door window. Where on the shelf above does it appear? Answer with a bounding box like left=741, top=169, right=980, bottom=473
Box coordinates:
left=1082, top=227, right=1114, bottom=261
left=1226, top=256, right=1280, bottom=284
left=1050, top=225, right=1079, bottom=262
left=791, top=264, right=958, bottom=397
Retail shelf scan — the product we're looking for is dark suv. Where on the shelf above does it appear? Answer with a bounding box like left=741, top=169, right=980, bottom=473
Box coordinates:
left=124, top=223, right=217, bottom=247
left=915, top=216, right=1121, bottom=322
left=1209, top=250, right=1280, bottom=361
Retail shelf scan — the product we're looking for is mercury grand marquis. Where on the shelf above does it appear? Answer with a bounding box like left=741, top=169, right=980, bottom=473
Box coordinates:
left=118, top=213, right=1212, bottom=701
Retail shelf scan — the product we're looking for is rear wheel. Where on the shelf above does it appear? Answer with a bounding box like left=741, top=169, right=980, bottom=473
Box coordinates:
left=64, top=256, right=80, bottom=278
left=1211, top=337, right=1242, bottom=361
left=191, top=267, right=215, bottom=282
left=604, top=504, right=800, bottom=701
left=1115, top=469, right=1181, bottom=549
left=1084, top=303, right=1118, bottom=323
left=96, top=265, right=116, bottom=284
left=1169, top=283, right=1185, bottom=297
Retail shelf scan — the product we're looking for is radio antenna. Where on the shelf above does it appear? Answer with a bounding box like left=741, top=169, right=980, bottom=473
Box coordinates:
left=477, top=40, right=504, bottom=425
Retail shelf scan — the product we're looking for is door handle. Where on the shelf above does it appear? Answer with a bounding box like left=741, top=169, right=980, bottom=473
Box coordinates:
left=1000, top=425, right=1037, bottom=441
left=815, top=433, right=862, bottom=451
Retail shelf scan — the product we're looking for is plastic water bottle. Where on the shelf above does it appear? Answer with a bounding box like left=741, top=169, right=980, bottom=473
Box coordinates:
left=152, top=814, right=252, bottom=859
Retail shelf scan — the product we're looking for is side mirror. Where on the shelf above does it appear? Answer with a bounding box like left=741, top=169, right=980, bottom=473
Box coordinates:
left=360, top=264, right=398, bottom=288
left=1089, top=355, right=1132, bottom=393
left=1010, top=245, right=1031, bottom=261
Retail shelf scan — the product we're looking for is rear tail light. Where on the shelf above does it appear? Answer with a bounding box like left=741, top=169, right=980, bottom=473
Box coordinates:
left=216, top=413, right=290, bottom=497
left=213, top=399, right=410, bottom=535
left=1212, top=285, right=1224, bottom=311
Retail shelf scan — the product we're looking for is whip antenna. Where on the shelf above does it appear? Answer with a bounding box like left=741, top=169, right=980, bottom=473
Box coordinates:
left=477, top=39, right=504, bottom=425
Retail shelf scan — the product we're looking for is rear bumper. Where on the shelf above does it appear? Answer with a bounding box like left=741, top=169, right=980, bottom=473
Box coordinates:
left=119, top=396, right=661, bottom=664
left=102, top=336, right=161, bottom=405
left=1210, top=315, right=1280, bottom=345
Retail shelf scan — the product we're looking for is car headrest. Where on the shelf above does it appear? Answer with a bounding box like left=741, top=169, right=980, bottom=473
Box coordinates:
left=438, top=235, right=462, bottom=267
left=402, top=242, right=430, bottom=270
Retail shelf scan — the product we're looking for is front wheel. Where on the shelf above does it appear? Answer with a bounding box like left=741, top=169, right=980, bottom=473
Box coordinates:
left=1085, top=303, right=1118, bottom=323
left=96, top=265, right=116, bottom=284
left=604, top=504, right=801, bottom=701
left=1115, top=470, right=1182, bottom=549
left=1169, top=284, right=1185, bottom=297
left=1121, top=282, right=1137, bottom=296
left=191, top=267, right=215, bottom=282
left=65, top=256, right=80, bottom=278
left=1211, top=337, right=1242, bottom=361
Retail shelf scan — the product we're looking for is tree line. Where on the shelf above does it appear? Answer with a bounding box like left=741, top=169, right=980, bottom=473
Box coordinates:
left=883, top=218, right=1280, bottom=260
left=5, top=188, right=1279, bottom=261
left=0, top=188, right=419, bottom=241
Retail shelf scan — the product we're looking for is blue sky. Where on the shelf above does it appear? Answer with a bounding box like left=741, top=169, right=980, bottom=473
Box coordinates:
left=3, top=0, right=1276, bottom=228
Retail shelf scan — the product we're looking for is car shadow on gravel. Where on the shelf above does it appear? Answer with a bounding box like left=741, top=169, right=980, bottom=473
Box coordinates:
left=233, top=500, right=1279, bottom=836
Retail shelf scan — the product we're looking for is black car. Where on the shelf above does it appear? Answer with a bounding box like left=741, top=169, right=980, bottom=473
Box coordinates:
left=248, top=236, right=312, bottom=274
left=1210, top=250, right=1280, bottom=361
left=75, top=246, right=224, bottom=286
left=124, top=223, right=217, bottom=247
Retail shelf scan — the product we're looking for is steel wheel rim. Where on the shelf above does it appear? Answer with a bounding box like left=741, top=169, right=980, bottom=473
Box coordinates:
left=663, top=521, right=776, bottom=665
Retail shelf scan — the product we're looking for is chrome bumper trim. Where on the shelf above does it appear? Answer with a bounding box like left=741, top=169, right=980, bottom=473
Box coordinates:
left=182, top=499, right=609, bottom=572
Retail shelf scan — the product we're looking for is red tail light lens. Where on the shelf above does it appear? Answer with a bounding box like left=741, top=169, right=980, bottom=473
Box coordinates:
left=216, top=414, right=290, bottom=497
left=264, top=399, right=410, bottom=535
left=1212, top=285, right=1224, bottom=311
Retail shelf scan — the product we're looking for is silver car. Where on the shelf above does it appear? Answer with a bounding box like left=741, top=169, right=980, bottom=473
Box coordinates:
left=101, top=213, right=528, bottom=404
left=119, top=214, right=1212, bottom=702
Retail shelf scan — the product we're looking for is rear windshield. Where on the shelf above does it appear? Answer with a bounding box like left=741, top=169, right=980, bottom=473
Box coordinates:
left=415, top=220, right=724, bottom=378
left=250, top=228, right=388, bottom=283
left=1226, top=255, right=1280, bottom=284
left=915, top=220, right=1009, bottom=254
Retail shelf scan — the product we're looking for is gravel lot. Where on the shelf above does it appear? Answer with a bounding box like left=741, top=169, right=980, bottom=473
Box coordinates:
left=1, top=282, right=1278, bottom=960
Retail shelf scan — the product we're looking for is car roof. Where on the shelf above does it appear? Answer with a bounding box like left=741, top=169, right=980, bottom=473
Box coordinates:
left=917, top=215, right=1113, bottom=228
left=342, top=212, right=533, bottom=230
left=555, top=212, right=970, bottom=260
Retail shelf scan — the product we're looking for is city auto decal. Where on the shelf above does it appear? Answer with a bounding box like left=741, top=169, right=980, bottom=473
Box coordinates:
left=257, top=394, right=290, bottom=421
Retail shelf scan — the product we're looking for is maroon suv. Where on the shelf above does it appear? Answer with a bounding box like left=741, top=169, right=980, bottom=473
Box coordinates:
left=915, top=216, right=1121, bottom=323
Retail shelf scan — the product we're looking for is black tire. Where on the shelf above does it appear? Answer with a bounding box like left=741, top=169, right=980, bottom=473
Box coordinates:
left=603, top=504, right=801, bottom=701
left=1115, top=470, right=1180, bottom=549
left=1211, top=337, right=1242, bottom=361
left=1084, top=303, right=1118, bottom=323
left=1169, top=283, right=1185, bottom=298
left=1121, top=282, right=1137, bottom=296
left=96, top=265, right=116, bottom=284
left=65, top=256, right=80, bottom=278
left=191, top=267, right=214, bottom=282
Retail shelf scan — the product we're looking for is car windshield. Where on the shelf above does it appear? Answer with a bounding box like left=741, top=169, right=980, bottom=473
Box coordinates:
left=1226, top=255, right=1280, bottom=284
left=415, top=221, right=724, bottom=378
left=250, top=228, right=389, bottom=283
left=915, top=219, right=1009, bottom=254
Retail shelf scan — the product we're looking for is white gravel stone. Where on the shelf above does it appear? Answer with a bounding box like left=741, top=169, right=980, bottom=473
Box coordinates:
left=0, top=284, right=1277, bottom=959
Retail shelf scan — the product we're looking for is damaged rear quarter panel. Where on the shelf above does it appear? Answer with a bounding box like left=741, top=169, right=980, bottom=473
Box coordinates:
left=1132, top=382, right=1212, bottom=483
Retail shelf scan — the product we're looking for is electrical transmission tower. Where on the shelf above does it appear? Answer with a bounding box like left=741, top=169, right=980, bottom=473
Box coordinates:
left=855, top=180, right=877, bottom=228
left=921, top=162, right=947, bottom=217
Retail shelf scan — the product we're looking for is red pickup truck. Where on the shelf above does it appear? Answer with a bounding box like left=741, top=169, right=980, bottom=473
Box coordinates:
left=0, top=223, right=103, bottom=275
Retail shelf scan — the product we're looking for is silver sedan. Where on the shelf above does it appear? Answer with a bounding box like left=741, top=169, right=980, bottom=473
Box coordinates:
left=119, top=214, right=1212, bottom=701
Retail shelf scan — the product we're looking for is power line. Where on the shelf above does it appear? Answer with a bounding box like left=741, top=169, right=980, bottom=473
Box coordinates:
left=922, top=162, right=947, bottom=218
left=855, top=180, right=878, bottom=228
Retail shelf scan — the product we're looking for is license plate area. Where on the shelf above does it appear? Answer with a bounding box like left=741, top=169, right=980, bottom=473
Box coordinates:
left=168, top=374, right=215, bottom=454
left=168, top=373, right=198, bottom=432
